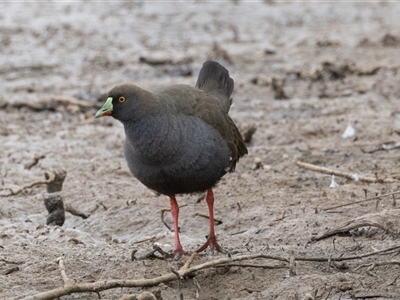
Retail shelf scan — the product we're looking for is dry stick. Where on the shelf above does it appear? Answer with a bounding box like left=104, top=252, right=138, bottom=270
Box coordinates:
left=355, top=294, right=397, bottom=299
left=386, top=274, right=400, bottom=286
left=323, top=190, right=400, bottom=211
left=161, top=204, right=188, bottom=232
left=3, top=171, right=56, bottom=197
left=0, top=169, right=66, bottom=197
left=0, top=258, right=24, bottom=265
left=219, top=263, right=286, bottom=269
left=193, top=277, right=201, bottom=300
left=289, top=251, right=297, bottom=276
left=135, top=245, right=171, bottom=260
left=57, top=257, right=74, bottom=285
left=2, top=266, right=19, bottom=275
left=24, top=154, right=46, bottom=170
left=171, top=268, right=183, bottom=300
left=313, top=222, right=386, bottom=242
left=11, top=96, right=95, bottom=111
left=131, top=235, right=165, bottom=245
left=354, top=260, right=400, bottom=272
left=64, top=204, right=90, bottom=219
left=21, top=246, right=400, bottom=300
left=194, top=212, right=223, bottom=225
left=20, top=253, right=283, bottom=300
left=324, top=287, right=333, bottom=300
left=296, top=244, right=400, bottom=262
left=296, top=161, right=399, bottom=183
left=161, top=209, right=173, bottom=232
left=274, top=210, right=287, bottom=221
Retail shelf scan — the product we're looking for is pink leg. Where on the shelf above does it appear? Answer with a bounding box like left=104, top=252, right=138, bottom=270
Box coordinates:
left=169, top=196, right=185, bottom=258
left=195, top=188, right=223, bottom=253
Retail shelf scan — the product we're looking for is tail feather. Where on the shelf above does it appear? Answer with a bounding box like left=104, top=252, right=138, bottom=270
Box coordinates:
left=195, top=61, right=234, bottom=113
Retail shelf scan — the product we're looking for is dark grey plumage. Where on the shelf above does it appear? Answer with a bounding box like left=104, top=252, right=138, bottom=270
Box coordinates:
left=96, top=61, right=247, bottom=256
left=98, top=61, right=247, bottom=196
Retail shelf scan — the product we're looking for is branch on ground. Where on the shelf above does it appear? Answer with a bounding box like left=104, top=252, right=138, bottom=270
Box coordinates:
left=296, top=161, right=399, bottom=183
left=312, top=210, right=400, bottom=241
left=20, top=245, right=400, bottom=300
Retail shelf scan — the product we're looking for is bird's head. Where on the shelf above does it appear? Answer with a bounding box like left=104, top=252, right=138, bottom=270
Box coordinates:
left=95, top=84, right=153, bottom=122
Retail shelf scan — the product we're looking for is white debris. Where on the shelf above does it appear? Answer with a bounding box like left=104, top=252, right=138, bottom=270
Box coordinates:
left=342, top=124, right=355, bottom=138
left=330, top=175, right=339, bottom=188
left=352, top=173, right=360, bottom=182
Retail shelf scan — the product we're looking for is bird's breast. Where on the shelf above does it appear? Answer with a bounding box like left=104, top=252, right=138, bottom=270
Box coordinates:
left=122, top=115, right=231, bottom=195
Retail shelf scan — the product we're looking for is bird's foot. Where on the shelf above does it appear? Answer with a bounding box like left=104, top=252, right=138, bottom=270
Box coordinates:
left=195, top=235, right=225, bottom=255
left=172, top=246, right=188, bottom=260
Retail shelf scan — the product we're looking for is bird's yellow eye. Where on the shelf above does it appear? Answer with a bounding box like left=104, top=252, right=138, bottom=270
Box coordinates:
left=118, top=96, right=126, bottom=103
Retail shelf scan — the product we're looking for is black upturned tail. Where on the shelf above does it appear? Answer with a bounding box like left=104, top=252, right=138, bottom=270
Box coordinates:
left=195, top=61, right=234, bottom=113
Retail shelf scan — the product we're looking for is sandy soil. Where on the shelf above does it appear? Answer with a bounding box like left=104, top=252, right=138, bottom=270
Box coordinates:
left=1, top=2, right=400, bottom=299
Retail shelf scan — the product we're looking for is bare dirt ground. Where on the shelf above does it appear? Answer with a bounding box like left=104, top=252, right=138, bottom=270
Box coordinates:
left=1, top=2, right=400, bottom=299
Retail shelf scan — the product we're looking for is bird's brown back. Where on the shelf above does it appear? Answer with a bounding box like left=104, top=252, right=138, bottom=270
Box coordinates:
left=195, top=61, right=247, bottom=171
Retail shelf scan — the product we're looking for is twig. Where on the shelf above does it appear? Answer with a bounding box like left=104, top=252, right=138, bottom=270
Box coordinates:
left=354, top=260, right=400, bottom=272
left=354, top=295, right=397, bottom=299
left=296, top=161, right=399, bottom=183
left=21, top=246, right=400, bottom=300
left=2, top=171, right=55, bottom=197
left=0, top=258, right=24, bottom=264
left=171, top=268, right=183, bottom=300
left=0, top=169, right=67, bottom=197
left=323, top=191, right=400, bottom=211
left=230, top=230, right=247, bottom=236
left=160, top=204, right=188, bottom=232
left=217, top=263, right=286, bottom=269
left=24, top=154, right=46, bottom=170
left=274, top=210, right=286, bottom=221
left=362, top=141, right=400, bottom=153
left=64, top=204, right=90, bottom=219
left=311, top=209, right=400, bottom=242
left=20, top=253, right=286, bottom=300
left=130, top=235, right=165, bottom=245
left=386, top=274, right=400, bottom=286
left=289, top=251, right=297, bottom=276
left=161, top=209, right=173, bottom=232
left=324, top=287, right=333, bottom=300
left=193, top=277, right=201, bottom=300
left=241, top=287, right=262, bottom=293
left=2, top=266, right=19, bottom=275
left=327, top=255, right=332, bottom=273
left=135, top=245, right=172, bottom=260
left=57, top=257, right=74, bottom=285
left=194, top=212, right=223, bottom=225
left=296, top=244, right=400, bottom=262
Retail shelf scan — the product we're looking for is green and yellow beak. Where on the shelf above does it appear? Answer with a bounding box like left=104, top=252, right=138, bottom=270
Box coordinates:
left=95, top=97, right=113, bottom=118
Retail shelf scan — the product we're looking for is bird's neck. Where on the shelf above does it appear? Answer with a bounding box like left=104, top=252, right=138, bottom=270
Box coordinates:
left=122, top=116, right=168, bottom=147
left=122, top=116, right=181, bottom=164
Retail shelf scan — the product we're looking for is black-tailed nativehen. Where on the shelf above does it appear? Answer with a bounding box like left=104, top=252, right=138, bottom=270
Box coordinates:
left=96, top=61, right=247, bottom=258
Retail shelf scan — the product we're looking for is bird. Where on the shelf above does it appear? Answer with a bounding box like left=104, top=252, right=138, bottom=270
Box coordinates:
left=95, top=61, right=247, bottom=258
